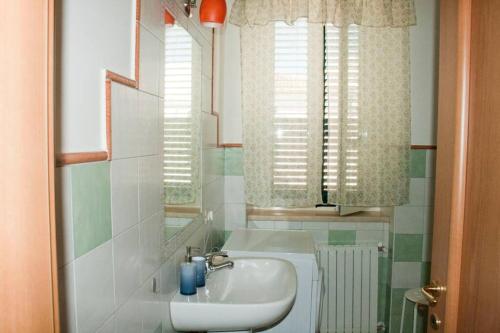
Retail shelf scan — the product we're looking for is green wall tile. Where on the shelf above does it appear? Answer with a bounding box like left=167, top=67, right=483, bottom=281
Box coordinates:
left=214, top=148, right=225, bottom=176
left=394, top=234, right=423, bottom=262
left=328, top=230, right=356, bottom=245
left=421, top=261, right=431, bottom=285
left=224, top=148, right=244, bottom=176
left=410, top=150, right=427, bottom=178
left=71, top=162, right=112, bottom=257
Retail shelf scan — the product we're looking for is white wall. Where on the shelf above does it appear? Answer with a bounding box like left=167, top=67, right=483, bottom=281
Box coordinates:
left=56, top=1, right=224, bottom=332
left=410, top=0, right=439, bottom=145
left=219, top=0, right=440, bottom=146
left=56, top=0, right=135, bottom=153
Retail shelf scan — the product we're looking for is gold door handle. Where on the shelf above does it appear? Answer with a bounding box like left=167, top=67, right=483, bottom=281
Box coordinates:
left=421, top=280, right=446, bottom=306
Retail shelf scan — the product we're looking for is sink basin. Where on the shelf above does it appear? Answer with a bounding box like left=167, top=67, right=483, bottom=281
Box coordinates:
left=170, top=257, right=297, bottom=332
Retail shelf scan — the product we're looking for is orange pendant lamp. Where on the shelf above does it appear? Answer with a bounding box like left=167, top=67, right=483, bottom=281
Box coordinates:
left=199, top=0, right=227, bottom=28
left=164, top=10, right=175, bottom=27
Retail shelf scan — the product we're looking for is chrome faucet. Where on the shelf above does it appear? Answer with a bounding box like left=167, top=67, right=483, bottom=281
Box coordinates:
left=204, top=251, right=234, bottom=272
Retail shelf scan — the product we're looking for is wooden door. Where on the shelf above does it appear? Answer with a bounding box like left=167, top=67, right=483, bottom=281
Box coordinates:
left=0, top=1, right=59, bottom=332
left=429, top=0, right=500, bottom=331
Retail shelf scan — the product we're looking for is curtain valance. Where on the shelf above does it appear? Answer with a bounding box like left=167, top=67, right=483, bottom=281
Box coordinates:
left=230, top=0, right=416, bottom=27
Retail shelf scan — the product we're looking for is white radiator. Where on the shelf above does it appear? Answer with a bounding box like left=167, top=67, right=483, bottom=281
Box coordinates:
left=317, top=245, right=379, bottom=333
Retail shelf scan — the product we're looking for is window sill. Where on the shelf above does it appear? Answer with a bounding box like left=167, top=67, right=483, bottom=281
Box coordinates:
left=247, top=207, right=392, bottom=223
left=165, top=205, right=201, bottom=218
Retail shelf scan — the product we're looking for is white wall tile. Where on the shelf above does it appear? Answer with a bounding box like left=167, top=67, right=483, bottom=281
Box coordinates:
left=138, top=92, right=160, bottom=156
left=247, top=220, right=274, bottom=229
left=112, top=84, right=140, bottom=159
left=408, top=178, right=426, bottom=206
left=140, top=0, right=165, bottom=41
left=356, top=230, right=385, bottom=244
left=113, top=226, right=141, bottom=308
left=391, top=262, right=422, bottom=288
left=308, top=230, right=329, bottom=244
left=202, top=177, right=224, bottom=213
left=141, top=271, right=163, bottom=333
left=140, top=213, right=162, bottom=282
left=140, top=28, right=161, bottom=95
left=225, top=203, right=246, bottom=230
left=423, top=206, right=434, bottom=234
left=58, top=263, right=77, bottom=333
left=224, top=176, right=245, bottom=204
left=424, top=178, right=435, bottom=206
left=138, top=91, right=159, bottom=155
left=203, top=148, right=221, bottom=185
left=74, top=241, right=115, bottom=333
left=56, top=167, right=74, bottom=267
left=115, top=291, right=142, bottom=333
left=111, top=159, right=139, bottom=236
left=139, top=155, right=162, bottom=221
left=160, top=259, right=178, bottom=332
left=274, top=221, right=303, bottom=230
left=394, top=206, right=424, bottom=234
left=96, top=315, right=116, bottom=333
left=329, top=222, right=356, bottom=231
left=301, top=222, right=329, bottom=230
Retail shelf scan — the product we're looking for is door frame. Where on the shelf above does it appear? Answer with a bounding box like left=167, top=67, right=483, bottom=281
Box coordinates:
left=0, top=0, right=59, bottom=331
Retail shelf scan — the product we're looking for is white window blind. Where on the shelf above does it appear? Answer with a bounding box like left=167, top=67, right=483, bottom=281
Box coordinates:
left=273, top=20, right=309, bottom=191
left=323, top=24, right=360, bottom=196
left=164, top=25, right=193, bottom=197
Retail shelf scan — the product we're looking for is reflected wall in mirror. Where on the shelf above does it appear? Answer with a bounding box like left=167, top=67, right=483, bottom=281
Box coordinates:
left=163, top=21, right=202, bottom=240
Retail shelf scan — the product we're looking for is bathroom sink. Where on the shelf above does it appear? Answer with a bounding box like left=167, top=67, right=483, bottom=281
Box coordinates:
left=170, top=257, right=297, bottom=332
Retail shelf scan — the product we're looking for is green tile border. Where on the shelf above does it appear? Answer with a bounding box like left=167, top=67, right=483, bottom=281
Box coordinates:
left=410, top=150, right=427, bottom=178
left=71, top=162, right=112, bottom=258
left=224, top=148, right=244, bottom=176
left=328, top=230, right=356, bottom=245
left=394, top=234, right=423, bottom=262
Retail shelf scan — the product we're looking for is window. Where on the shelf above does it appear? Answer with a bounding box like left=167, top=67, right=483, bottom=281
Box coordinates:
left=164, top=24, right=201, bottom=205
left=272, top=21, right=360, bottom=204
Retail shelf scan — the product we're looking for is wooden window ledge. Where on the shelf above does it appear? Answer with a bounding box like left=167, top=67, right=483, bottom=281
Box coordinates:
left=247, top=208, right=391, bottom=223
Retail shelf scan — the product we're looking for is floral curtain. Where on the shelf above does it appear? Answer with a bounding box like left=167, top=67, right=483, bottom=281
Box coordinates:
left=241, top=22, right=325, bottom=208
left=230, top=0, right=416, bottom=28
left=238, top=1, right=412, bottom=207
left=325, top=25, right=411, bottom=206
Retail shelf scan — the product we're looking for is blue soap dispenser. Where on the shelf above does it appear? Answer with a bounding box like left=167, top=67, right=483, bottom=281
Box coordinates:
left=180, top=246, right=197, bottom=296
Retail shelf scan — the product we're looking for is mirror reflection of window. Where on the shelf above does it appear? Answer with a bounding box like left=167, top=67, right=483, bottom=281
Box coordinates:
left=164, top=24, right=202, bottom=207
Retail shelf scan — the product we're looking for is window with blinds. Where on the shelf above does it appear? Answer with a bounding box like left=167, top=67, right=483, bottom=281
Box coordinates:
left=164, top=25, right=193, bottom=199
left=323, top=24, right=360, bottom=197
left=271, top=21, right=360, bottom=203
left=273, top=20, right=309, bottom=191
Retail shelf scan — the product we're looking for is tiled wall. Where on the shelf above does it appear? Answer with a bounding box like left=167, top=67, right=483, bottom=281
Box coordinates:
left=388, top=149, right=435, bottom=333
left=222, top=147, right=436, bottom=332
left=56, top=1, right=222, bottom=332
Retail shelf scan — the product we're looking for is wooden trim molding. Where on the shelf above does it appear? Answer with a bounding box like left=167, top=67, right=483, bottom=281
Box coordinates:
left=56, top=1, right=143, bottom=166
left=55, top=151, right=108, bottom=167
left=411, top=145, right=437, bottom=150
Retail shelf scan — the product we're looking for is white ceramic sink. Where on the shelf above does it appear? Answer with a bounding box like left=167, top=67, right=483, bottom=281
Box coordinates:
left=170, top=257, right=297, bottom=332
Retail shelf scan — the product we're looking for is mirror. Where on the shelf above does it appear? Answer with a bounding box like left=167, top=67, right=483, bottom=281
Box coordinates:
left=163, top=21, right=202, bottom=241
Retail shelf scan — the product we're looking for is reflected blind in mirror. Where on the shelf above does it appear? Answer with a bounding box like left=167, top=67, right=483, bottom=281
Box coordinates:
left=164, top=25, right=194, bottom=203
